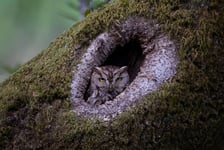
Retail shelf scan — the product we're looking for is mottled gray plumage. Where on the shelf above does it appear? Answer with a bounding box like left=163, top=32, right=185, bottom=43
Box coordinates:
left=87, top=66, right=129, bottom=106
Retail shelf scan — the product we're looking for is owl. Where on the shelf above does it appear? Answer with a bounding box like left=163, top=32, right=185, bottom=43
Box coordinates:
left=87, top=65, right=129, bottom=106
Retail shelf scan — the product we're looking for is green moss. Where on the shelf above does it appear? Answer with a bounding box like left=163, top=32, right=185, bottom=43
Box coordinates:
left=0, top=0, right=224, bottom=149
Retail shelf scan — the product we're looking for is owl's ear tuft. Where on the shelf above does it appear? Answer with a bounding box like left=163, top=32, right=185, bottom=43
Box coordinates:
left=119, top=66, right=128, bottom=72
left=114, top=66, right=128, bottom=74
left=94, top=67, right=102, bottom=74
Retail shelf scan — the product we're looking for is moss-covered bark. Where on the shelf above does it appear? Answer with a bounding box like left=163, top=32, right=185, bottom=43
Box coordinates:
left=0, top=0, right=224, bottom=149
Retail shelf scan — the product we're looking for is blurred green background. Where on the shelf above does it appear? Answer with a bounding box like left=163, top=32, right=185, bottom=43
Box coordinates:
left=0, top=0, right=109, bottom=82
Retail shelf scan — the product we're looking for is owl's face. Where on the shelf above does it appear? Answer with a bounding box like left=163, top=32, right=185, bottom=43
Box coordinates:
left=91, top=66, right=129, bottom=92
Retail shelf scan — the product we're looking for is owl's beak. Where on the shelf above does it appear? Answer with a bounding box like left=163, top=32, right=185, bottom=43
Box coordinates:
left=109, top=85, right=113, bottom=92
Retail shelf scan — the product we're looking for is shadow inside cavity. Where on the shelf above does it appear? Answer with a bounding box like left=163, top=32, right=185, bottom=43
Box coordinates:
left=103, top=40, right=145, bottom=82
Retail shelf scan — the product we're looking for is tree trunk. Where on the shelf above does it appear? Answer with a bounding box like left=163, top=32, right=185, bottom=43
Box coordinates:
left=0, top=0, right=224, bottom=149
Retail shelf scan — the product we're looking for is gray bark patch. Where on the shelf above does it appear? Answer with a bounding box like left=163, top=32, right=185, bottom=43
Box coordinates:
left=70, top=17, right=178, bottom=121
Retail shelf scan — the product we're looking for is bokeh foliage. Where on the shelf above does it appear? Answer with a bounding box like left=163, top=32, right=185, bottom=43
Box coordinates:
left=0, top=0, right=80, bottom=82
left=0, top=0, right=108, bottom=82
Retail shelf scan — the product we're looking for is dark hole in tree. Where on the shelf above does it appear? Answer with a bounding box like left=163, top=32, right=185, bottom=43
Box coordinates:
left=103, top=40, right=145, bottom=81
left=84, top=40, right=145, bottom=100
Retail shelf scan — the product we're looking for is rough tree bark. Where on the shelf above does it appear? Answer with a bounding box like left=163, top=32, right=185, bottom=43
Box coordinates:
left=0, top=0, right=224, bottom=149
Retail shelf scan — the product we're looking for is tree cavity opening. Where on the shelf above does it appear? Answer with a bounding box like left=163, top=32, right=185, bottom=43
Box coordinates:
left=70, top=17, right=178, bottom=121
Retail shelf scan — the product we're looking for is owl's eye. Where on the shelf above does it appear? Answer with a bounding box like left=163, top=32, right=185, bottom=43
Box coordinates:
left=116, top=77, right=123, bottom=81
left=98, top=78, right=105, bottom=82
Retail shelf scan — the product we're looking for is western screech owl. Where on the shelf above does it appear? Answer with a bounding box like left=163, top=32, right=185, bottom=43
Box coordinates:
left=87, top=65, right=129, bottom=106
